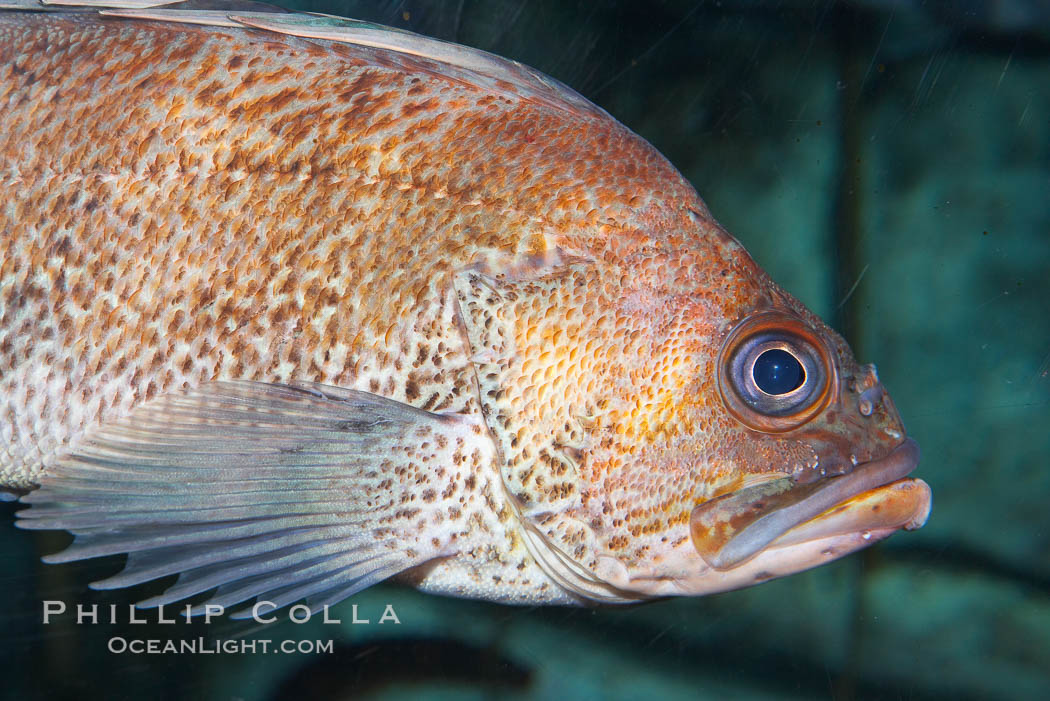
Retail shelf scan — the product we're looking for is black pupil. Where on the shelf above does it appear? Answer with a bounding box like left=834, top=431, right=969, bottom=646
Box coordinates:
left=753, top=349, right=804, bottom=395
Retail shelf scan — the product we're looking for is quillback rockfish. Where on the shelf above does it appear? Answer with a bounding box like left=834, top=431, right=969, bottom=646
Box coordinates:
left=0, top=0, right=930, bottom=614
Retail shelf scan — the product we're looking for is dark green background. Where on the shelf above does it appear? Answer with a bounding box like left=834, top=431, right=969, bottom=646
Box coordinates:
left=1, top=1, right=1047, bottom=699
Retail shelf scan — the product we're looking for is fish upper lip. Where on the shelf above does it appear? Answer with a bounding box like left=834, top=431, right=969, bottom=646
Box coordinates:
left=691, top=438, right=922, bottom=570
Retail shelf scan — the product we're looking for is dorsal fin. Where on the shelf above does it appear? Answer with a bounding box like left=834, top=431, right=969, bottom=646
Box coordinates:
left=1, top=0, right=608, bottom=121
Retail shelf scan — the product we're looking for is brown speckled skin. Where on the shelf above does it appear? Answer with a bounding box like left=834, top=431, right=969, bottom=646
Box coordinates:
left=0, top=13, right=909, bottom=603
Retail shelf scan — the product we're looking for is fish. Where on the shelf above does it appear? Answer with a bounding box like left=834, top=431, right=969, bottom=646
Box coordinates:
left=0, top=0, right=931, bottom=613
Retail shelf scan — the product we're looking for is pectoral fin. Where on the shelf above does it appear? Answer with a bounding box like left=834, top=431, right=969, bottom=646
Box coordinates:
left=17, top=381, right=489, bottom=616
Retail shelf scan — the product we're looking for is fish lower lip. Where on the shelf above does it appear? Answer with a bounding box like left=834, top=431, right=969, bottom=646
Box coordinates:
left=691, top=438, right=924, bottom=570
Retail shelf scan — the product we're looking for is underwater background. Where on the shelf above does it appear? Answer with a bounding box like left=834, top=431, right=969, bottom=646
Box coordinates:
left=1, top=0, right=1047, bottom=699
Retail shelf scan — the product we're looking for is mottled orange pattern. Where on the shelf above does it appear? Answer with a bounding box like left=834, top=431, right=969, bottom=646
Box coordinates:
left=1, top=12, right=921, bottom=604
left=0, top=15, right=699, bottom=474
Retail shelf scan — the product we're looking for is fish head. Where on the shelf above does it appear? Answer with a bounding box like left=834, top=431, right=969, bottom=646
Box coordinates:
left=678, top=288, right=931, bottom=587
left=457, top=205, right=930, bottom=602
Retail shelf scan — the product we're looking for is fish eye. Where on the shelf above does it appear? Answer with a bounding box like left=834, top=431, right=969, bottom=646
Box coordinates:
left=752, top=348, right=805, bottom=395
left=717, top=312, right=836, bottom=432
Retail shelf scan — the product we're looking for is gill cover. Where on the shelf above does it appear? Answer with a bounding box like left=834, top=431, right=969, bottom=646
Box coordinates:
left=454, top=263, right=647, bottom=603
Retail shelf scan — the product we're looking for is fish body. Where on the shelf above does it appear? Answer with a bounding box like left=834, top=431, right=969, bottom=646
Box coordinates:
left=0, top=4, right=930, bottom=610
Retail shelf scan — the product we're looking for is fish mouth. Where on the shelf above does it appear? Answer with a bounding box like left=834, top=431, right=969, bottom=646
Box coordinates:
left=690, top=438, right=929, bottom=570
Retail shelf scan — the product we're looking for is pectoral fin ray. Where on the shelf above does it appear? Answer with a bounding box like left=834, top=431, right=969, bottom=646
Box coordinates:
left=17, top=381, right=480, bottom=615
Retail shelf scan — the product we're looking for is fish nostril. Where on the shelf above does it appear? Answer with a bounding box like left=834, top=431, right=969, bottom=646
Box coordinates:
left=861, top=363, right=880, bottom=384
left=858, top=385, right=884, bottom=416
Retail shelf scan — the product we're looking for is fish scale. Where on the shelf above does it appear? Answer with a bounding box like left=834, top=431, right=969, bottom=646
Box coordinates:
left=0, top=13, right=602, bottom=481
left=1, top=3, right=929, bottom=610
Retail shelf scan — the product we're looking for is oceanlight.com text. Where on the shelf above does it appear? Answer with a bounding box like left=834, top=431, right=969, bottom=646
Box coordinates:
left=107, top=637, right=335, bottom=655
